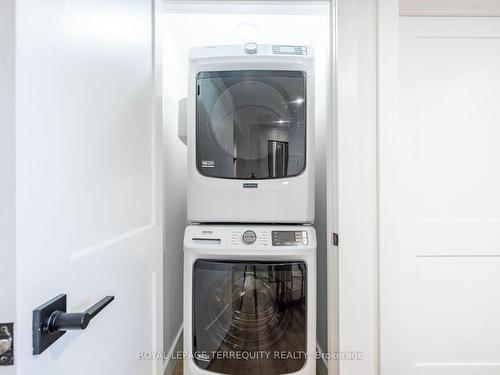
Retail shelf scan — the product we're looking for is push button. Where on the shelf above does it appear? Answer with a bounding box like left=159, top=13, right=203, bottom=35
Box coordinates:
left=242, top=230, right=257, bottom=244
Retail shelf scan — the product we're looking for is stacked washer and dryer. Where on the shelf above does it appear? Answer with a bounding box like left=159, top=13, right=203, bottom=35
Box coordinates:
left=180, top=43, right=316, bottom=375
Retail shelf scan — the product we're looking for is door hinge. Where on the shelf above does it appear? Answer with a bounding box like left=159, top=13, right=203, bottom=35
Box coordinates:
left=332, top=232, right=339, bottom=247
left=0, top=323, right=14, bottom=366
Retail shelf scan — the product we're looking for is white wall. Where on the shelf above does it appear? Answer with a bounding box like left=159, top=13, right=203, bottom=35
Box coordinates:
left=161, top=19, right=188, bottom=360
left=0, top=1, right=16, bottom=374
left=161, top=0, right=331, bottom=354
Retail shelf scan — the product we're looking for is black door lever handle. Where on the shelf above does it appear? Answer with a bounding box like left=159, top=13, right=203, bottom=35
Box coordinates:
left=47, top=296, right=114, bottom=332
left=33, top=294, right=115, bottom=354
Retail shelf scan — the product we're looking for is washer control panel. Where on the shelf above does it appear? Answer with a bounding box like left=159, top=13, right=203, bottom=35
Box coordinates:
left=242, top=230, right=257, bottom=244
left=187, top=226, right=315, bottom=250
left=228, top=228, right=312, bottom=247
left=272, top=231, right=308, bottom=246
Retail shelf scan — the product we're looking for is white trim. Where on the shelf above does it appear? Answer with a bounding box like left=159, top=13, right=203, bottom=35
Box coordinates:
left=0, top=0, right=16, bottom=374
left=378, top=1, right=401, bottom=375
left=153, top=1, right=165, bottom=374
left=336, top=0, right=378, bottom=374
left=400, top=0, right=500, bottom=17
left=327, top=1, right=339, bottom=375
left=162, top=0, right=329, bottom=15
left=400, top=10, right=500, bottom=17
left=163, top=326, right=183, bottom=375
left=416, top=362, right=500, bottom=367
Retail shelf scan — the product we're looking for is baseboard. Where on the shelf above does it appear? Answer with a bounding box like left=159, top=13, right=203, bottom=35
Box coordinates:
left=163, top=326, right=183, bottom=375
left=316, top=343, right=328, bottom=375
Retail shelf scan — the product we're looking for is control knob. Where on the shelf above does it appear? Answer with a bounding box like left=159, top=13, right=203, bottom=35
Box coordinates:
left=242, top=230, right=257, bottom=244
left=244, top=42, right=258, bottom=54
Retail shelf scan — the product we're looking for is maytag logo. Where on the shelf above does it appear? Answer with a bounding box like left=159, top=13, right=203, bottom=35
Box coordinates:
left=243, top=183, right=258, bottom=188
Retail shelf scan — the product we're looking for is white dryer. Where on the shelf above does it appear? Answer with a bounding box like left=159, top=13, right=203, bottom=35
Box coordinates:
left=179, top=43, right=315, bottom=223
left=183, top=224, right=317, bottom=375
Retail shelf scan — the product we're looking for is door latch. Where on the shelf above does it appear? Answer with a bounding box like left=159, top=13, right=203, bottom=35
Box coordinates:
left=0, top=323, right=14, bottom=366
left=33, top=294, right=114, bottom=355
left=332, top=232, right=339, bottom=246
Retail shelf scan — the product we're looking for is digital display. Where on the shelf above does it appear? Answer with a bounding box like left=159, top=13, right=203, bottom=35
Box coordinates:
left=280, top=46, right=296, bottom=53
left=278, top=231, right=295, bottom=242
left=272, top=231, right=308, bottom=246
left=272, top=45, right=307, bottom=55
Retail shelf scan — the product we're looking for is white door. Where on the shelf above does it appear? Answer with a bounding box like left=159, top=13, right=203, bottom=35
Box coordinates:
left=380, top=16, right=500, bottom=375
left=12, top=0, right=163, bottom=374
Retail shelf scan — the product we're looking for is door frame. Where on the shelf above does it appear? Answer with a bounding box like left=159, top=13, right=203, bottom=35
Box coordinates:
left=331, top=0, right=379, bottom=374
left=327, top=0, right=339, bottom=373
left=0, top=0, right=16, bottom=374
left=377, top=0, right=400, bottom=374
left=153, top=1, right=165, bottom=374
left=160, top=2, right=335, bottom=375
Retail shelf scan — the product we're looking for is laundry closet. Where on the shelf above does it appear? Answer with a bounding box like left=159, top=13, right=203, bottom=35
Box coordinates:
left=161, top=2, right=333, bottom=375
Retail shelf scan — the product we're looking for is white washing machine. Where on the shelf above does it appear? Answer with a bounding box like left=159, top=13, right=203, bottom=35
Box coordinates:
left=179, top=43, right=315, bottom=223
left=183, top=224, right=316, bottom=375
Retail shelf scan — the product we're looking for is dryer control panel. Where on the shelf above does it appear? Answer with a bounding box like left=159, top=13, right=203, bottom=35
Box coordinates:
left=272, top=45, right=308, bottom=55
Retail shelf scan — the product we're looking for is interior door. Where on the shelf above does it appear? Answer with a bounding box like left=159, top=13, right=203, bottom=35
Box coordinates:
left=380, top=16, right=500, bottom=375
left=14, top=1, right=163, bottom=374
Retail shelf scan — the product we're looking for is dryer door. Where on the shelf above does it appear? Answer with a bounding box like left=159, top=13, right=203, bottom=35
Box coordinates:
left=196, top=70, right=306, bottom=180
left=192, top=260, right=307, bottom=375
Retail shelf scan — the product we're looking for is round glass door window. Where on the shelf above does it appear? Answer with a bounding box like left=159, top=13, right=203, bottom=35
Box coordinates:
left=192, top=260, right=307, bottom=375
left=196, top=71, right=307, bottom=179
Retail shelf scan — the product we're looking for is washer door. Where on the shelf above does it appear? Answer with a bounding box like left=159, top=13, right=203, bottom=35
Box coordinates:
left=196, top=70, right=306, bottom=180
left=192, top=260, right=307, bottom=375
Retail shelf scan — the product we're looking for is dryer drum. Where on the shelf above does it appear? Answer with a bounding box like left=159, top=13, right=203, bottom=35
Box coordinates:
left=196, top=72, right=306, bottom=180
